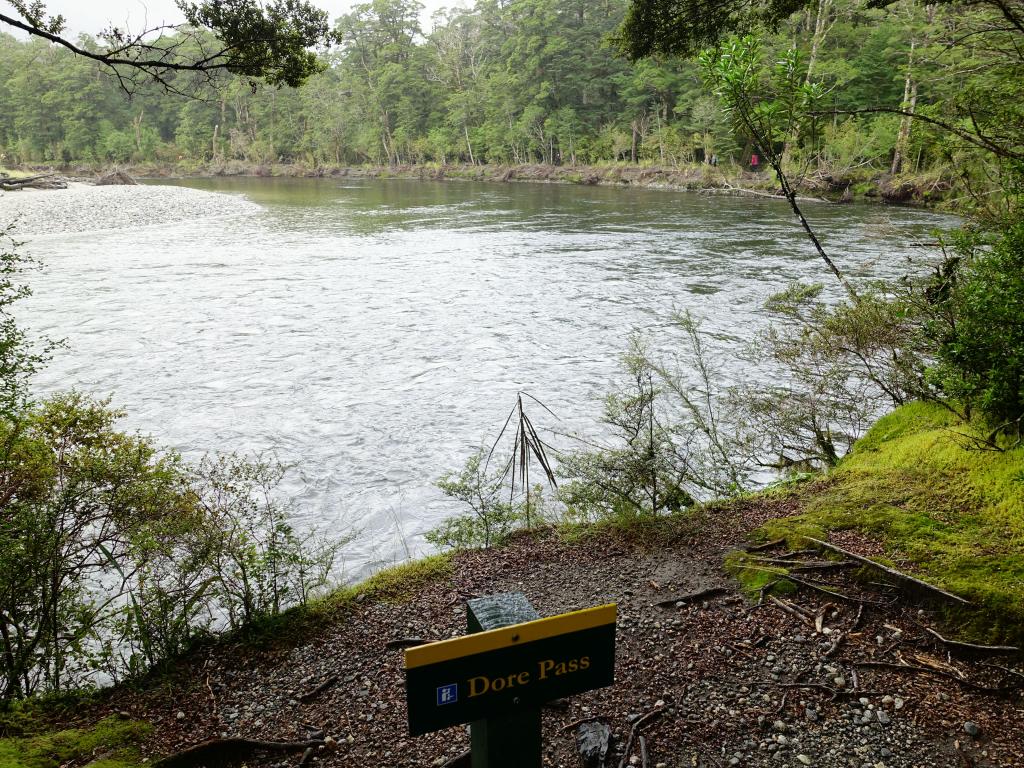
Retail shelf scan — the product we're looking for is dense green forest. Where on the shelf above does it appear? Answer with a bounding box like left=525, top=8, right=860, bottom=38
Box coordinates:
left=0, top=0, right=1010, bottom=189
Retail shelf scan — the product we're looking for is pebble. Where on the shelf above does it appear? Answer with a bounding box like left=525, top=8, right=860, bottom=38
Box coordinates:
left=877, top=711, right=890, bottom=725
left=964, top=721, right=980, bottom=737
left=797, top=755, right=812, bottom=765
left=175, top=711, right=185, bottom=721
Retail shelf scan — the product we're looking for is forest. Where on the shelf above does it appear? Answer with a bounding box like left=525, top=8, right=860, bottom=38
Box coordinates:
left=0, top=0, right=1016, bottom=198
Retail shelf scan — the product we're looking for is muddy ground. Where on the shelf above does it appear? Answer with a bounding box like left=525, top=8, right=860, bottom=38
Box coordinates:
left=94, top=499, right=1022, bottom=768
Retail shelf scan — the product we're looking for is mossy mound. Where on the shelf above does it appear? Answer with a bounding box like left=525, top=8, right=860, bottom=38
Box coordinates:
left=745, top=401, right=1024, bottom=643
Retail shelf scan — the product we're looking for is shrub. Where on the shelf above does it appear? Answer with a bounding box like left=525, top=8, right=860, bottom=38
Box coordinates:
left=931, top=223, right=1024, bottom=435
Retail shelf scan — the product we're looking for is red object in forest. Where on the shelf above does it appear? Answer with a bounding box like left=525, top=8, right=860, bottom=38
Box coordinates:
left=751, top=153, right=759, bottom=168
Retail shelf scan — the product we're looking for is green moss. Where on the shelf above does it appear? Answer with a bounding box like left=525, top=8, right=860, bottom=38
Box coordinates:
left=0, top=716, right=151, bottom=768
left=745, top=401, right=1024, bottom=643
left=311, top=553, right=454, bottom=617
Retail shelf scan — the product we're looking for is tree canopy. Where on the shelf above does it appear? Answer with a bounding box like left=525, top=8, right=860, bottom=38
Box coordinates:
left=0, top=0, right=335, bottom=92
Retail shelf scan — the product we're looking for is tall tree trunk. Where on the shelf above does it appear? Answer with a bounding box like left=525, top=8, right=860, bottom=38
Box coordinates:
left=132, top=109, right=145, bottom=153
left=630, top=120, right=639, bottom=164
left=464, top=124, right=475, bottom=165
left=891, top=40, right=917, bottom=175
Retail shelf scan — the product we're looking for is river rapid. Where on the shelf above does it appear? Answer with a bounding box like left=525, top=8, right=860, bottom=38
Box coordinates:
left=0, top=177, right=954, bottom=578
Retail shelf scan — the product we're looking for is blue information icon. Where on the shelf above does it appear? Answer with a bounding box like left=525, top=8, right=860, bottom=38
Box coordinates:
left=436, top=683, right=458, bottom=706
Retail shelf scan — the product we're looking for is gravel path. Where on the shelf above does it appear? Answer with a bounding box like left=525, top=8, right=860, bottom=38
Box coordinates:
left=92, top=500, right=1023, bottom=768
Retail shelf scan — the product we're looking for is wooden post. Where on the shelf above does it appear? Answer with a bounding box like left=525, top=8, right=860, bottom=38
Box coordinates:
left=466, top=594, right=542, bottom=768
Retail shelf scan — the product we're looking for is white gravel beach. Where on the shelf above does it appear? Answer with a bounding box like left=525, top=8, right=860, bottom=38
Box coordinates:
left=0, top=181, right=259, bottom=237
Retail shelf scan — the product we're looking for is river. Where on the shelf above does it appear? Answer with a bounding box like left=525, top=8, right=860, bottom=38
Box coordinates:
left=0, top=177, right=954, bottom=578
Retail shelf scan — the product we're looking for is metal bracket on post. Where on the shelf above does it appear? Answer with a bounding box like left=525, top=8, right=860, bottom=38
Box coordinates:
left=466, top=593, right=542, bottom=768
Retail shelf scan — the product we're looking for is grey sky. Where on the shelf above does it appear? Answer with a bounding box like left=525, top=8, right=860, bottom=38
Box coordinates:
left=2, top=1, right=456, bottom=37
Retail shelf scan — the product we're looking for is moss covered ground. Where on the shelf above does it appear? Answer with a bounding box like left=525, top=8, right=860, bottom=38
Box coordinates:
left=742, top=401, right=1024, bottom=641
left=0, top=714, right=150, bottom=768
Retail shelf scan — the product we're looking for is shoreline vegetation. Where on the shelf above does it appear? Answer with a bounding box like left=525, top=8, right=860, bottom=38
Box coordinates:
left=3, top=161, right=954, bottom=207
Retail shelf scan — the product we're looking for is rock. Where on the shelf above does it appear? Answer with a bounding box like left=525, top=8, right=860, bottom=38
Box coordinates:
left=798, top=755, right=813, bottom=765
left=834, top=676, right=846, bottom=687
left=324, top=736, right=338, bottom=750
left=964, top=721, right=980, bottom=737
left=175, top=711, right=185, bottom=721
left=575, top=720, right=612, bottom=768
left=773, top=720, right=787, bottom=732
left=804, top=707, right=819, bottom=723
left=877, top=711, right=891, bottom=725
left=893, top=697, right=905, bottom=710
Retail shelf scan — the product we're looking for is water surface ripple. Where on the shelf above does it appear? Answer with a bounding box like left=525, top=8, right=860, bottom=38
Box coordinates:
left=2, top=178, right=954, bottom=577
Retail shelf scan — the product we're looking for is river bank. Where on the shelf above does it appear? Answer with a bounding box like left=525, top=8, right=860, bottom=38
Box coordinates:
left=6, top=402, right=1022, bottom=768
left=8, top=161, right=954, bottom=207
left=9, top=503, right=1021, bottom=768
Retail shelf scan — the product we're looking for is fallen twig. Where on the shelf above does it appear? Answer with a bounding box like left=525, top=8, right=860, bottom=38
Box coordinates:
left=204, top=671, right=218, bottom=722
left=299, top=675, right=339, bottom=704
left=924, top=627, right=1020, bottom=655
left=617, top=709, right=663, bottom=768
left=806, top=537, right=969, bottom=605
left=746, top=538, right=786, bottom=552
left=639, top=734, right=649, bottom=768
left=768, top=595, right=814, bottom=627
left=854, top=660, right=1021, bottom=693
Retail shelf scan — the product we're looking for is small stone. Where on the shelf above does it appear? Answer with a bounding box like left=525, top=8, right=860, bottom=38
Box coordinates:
left=773, top=720, right=787, bottom=732
left=804, top=707, right=819, bottom=723
left=656, top=764, right=668, bottom=768
left=881, top=696, right=894, bottom=706
left=964, top=721, right=980, bottom=737
left=877, top=711, right=891, bottom=725
left=175, top=711, right=185, bottom=721
left=833, top=676, right=846, bottom=687
left=629, top=756, right=641, bottom=766
left=324, top=736, right=338, bottom=750
left=893, top=698, right=905, bottom=710
left=798, top=755, right=812, bottom=765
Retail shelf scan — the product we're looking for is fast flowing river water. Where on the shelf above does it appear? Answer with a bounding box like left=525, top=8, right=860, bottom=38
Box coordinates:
left=1, top=177, right=954, bottom=578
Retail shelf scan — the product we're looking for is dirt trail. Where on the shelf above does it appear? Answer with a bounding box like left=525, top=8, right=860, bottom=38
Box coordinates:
left=104, top=500, right=1022, bottom=768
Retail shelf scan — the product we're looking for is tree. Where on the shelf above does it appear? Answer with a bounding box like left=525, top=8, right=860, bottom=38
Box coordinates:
left=0, top=0, right=335, bottom=93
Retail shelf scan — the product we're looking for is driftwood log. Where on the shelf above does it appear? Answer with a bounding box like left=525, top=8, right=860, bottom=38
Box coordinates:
left=0, top=173, right=67, bottom=191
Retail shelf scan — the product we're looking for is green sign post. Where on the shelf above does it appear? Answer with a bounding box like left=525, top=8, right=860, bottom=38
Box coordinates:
left=404, top=594, right=617, bottom=768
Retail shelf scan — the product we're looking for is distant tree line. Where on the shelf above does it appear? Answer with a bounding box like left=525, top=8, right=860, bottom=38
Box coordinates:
left=0, top=0, right=1000, bottom=183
